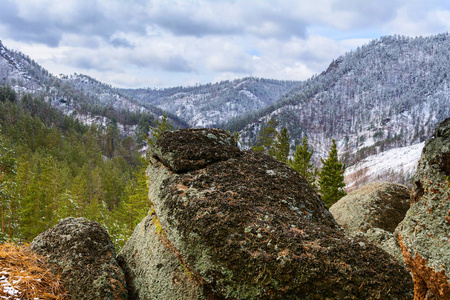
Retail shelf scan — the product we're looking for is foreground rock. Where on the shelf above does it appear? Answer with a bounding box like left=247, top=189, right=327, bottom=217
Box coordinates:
left=31, top=217, right=128, bottom=300
left=398, top=118, right=450, bottom=299
left=119, top=128, right=413, bottom=299
left=330, top=181, right=410, bottom=262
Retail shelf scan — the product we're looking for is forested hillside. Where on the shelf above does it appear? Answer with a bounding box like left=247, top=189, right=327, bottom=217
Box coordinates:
left=0, top=89, right=150, bottom=249
left=0, top=40, right=187, bottom=134
left=124, top=78, right=298, bottom=128
left=232, top=34, right=450, bottom=187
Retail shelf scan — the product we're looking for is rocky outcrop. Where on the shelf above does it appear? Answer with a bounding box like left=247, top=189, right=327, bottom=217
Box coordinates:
left=30, top=217, right=128, bottom=300
left=119, top=128, right=413, bottom=299
left=329, top=181, right=410, bottom=262
left=398, top=118, right=450, bottom=299
left=117, top=214, right=205, bottom=299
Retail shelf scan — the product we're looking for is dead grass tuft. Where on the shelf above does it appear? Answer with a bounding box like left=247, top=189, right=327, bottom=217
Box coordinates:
left=0, top=242, right=69, bottom=299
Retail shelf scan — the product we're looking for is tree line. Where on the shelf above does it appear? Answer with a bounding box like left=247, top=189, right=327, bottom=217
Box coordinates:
left=0, top=87, right=162, bottom=250
left=251, top=118, right=346, bottom=207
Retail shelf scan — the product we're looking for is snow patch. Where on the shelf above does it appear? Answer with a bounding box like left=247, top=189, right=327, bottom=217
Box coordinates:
left=345, top=142, right=425, bottom=191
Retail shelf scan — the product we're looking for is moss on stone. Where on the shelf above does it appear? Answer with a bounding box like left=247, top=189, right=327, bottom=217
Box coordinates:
left=142, top=129, right=414, bottom=299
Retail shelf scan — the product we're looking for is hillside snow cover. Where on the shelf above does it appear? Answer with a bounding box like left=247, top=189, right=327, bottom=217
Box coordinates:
left=344, top=142, right=425, bottom=191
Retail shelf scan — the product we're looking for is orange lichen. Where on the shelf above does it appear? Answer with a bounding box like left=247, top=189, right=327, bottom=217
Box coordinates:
left=399, top=234, right=450, bottom=300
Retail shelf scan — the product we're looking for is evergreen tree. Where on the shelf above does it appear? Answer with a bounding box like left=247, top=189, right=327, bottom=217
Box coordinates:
left=289, top=136, right=317, bottom=189
left=148, top=112, right=173, bottom=145
left=0, top=139, right=17, bottom=241
left=252, top=118, right=278, bottom=157
left=275, top=126, right=290, bottom=163
left=318, top=139, right=346, bottom=207
left=0, top=91, right=151, bottom=245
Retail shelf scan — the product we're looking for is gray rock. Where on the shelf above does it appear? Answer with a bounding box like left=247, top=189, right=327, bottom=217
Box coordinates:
left=150, top=128, right=240, bottom=173
left=398, top=118, right=450, bottom=299
left=329, top=181, right=410, bottom=262
left=117, top=214, right=204, bottom=300
left=31, top=217, right=128, bottom=300
left=120, top=128, right=414, bottom=299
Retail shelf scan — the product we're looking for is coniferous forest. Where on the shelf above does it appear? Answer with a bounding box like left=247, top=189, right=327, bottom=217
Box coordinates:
left=0, top=89, right=150, bottom=250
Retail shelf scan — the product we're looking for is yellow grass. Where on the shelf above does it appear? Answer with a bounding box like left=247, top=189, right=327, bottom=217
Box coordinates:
left=0, top=242, right=69, bottom=299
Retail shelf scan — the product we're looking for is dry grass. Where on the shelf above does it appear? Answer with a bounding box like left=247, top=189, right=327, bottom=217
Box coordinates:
left=0, top=242, right=69, bottom=300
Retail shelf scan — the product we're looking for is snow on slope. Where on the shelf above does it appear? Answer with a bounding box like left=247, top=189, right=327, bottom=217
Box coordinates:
left=344, top=142, right=425, bottom=192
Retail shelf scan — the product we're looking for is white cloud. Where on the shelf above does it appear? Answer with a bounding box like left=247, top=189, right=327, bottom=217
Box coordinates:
left=2, top=0, right=450, bottom=88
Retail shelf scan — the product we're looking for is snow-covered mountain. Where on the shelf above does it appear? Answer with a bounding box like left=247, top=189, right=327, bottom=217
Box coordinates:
left=232, top=34, right=450, bottom=188
left=0, top=40, right=187, bottom=133
left=0, top=41, right=47, bottom=93
left=2, top=34, right=450, bottom=190
left=123, top=78, right=298, bottom=128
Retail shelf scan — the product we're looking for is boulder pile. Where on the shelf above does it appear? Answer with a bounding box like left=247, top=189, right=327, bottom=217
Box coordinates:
left=118, top=128, right=413, bottom=299
left=330, top=181, right=410, bottom=263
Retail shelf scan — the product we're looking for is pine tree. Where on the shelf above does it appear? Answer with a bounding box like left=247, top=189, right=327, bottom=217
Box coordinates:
left=289, top=136, right=317, bottom=189
left=148, top=112, right=173, bottom=145
left=0, top=139, right=17, bottom=241
left=318, top=139, right=346, bottom=207
left=252, top=118, right=278, bottom=156
left=275, top=127, right=290, bottom=163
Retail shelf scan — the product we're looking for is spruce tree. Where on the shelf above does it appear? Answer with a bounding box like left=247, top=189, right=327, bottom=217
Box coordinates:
left=148, top=112, right=173, bottom=145
left=252, top=118, right=278, bottom=156
left=289, top=136, right=317, bottom=189
left=318, top=139, right=346, bottom=207
left=275, top=127, right=290, bottom=163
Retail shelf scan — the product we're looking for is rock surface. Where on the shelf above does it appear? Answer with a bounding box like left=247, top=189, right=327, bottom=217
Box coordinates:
left=120, top=128, right=414, bottom=299
left=330, top=181, right=410, bottom=234
left=329, top=181, right=410, bottom=262
left=31, top=217, right=128, bottom=300
left=117, top=213, right=205, bottom=300
left=398, top=118, right=450, bottom=299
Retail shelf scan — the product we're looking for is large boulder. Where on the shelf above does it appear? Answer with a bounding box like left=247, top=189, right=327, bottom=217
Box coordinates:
left=117, top=213, right=206, bottom=300
left=119, top=128, right=413, bottom=299
left=398, top=118, right=450, bottom=299
left=329, top=181, right=410, bottom=262
left=31, top=217, right=128, bottom=300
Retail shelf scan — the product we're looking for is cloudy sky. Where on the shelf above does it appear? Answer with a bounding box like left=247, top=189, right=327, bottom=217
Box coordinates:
left=1, top=0, right=450, bottom=88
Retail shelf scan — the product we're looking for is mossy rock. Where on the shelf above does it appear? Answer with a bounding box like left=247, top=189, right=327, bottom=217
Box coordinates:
left=31, top=217, right=128, bottom=300
left=121, top=128, right=413, bottom=299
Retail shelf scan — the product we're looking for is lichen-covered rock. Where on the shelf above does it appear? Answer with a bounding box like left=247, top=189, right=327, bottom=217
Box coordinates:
left=357, top=227, right=404, bottom=262
left=150, top=128, right=241, bottom=172
left=398, top=118, right=450, bottom=299
left=330, top=181, right=410, bottom=234
left=120, top=128, right=413, bottom=299
left=329, top=181, right=410, bottom=262
left=30, top=217, right=128, bottom=300
left=117, top=214, right=205, bottom=300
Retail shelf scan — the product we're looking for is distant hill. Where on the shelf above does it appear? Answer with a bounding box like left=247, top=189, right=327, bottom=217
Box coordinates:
left=3, top=33, right=450, bottom=190
left=122, top=78, right=298, bottom=128
left=0, top=40, right=187, bottom=133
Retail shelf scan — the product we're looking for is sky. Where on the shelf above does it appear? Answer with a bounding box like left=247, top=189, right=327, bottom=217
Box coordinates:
left=1, top=0, right=450, bottom=89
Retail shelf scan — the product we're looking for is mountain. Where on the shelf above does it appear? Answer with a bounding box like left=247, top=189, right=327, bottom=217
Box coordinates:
left=3, top=33, right=450, bottom=190
left=0, top=40, right=187, bottom=134
left=0, top=39, right=294, bottom=134
left=122, top=78, right=298, bottom=128
left=231, top=33, right=450, bottom=188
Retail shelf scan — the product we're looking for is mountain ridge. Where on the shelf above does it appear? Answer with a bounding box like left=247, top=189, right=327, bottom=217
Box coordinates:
left=233, top=33, right=450, bottom=188
left=2, top=33, right=450, bottom=190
